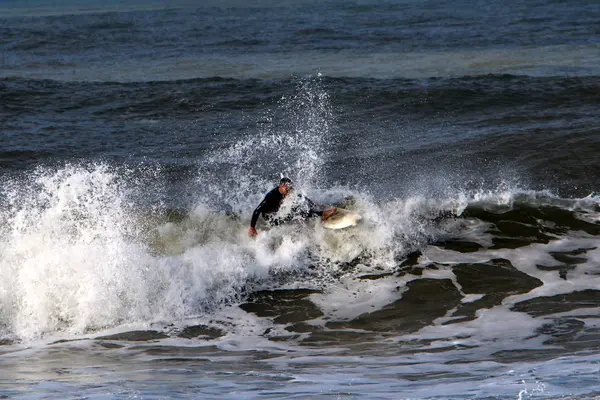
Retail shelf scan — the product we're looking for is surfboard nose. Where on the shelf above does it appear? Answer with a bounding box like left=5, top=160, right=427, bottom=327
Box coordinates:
left=321, top=208, right=361, bottom=230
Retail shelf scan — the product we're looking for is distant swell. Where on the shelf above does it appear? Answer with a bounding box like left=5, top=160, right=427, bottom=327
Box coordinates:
left=2, top=74, right=599, bottom=116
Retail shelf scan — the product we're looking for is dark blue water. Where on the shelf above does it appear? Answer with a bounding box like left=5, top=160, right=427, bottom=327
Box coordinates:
left=1, top=1, right=600, bottom=399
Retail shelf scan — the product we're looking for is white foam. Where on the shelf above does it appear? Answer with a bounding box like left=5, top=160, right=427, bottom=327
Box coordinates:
left=462, top=293, right=485, bottom=303
left=310, top=274, right=407, bottom=321
left=403, top=306, right=547, bottom=352
left=0, top=165, right=306, bottom=341
left=196, top=76, right=332, bottom=215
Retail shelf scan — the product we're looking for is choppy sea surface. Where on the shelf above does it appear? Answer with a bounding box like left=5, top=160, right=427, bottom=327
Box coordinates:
left=1, top=1, right=600, bottom=398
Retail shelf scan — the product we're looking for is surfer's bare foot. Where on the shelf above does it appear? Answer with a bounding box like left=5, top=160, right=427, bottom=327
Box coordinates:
left=322, top=208, right=337, bottom=220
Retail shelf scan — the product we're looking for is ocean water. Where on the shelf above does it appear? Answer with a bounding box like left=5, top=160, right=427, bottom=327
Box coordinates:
left=1, top=0, right=600, bottom=398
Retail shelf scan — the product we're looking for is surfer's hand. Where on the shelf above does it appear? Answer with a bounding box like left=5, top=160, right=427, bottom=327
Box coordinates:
left=322, top=208, right=336, bottom=221
left=248, top=227, right=258, bottom=237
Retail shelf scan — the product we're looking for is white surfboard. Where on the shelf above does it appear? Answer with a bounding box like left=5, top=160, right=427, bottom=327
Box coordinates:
left=321, top=208, right=362, bottom=230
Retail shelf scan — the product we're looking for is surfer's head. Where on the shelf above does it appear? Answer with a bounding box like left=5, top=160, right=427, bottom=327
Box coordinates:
left=278, top=177, right=293, bottom=195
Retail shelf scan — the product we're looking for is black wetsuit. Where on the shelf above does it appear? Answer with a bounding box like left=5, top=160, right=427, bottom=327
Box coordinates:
left=250, top=187, right=323, bottom=228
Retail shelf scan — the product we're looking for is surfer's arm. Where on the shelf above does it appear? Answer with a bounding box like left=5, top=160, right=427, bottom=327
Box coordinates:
left=250, top=203, right=263, bottom=228
left=301, top=195, right=335, bottom=219
left=300, top=195, right=322, bottom=216
left=250, top=192, right=274, bottom=228
left=249, top=205, right=262, bottom=237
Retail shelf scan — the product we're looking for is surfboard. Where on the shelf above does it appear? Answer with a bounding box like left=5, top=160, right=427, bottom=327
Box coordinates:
left=321, top=208, right=361, bottom=230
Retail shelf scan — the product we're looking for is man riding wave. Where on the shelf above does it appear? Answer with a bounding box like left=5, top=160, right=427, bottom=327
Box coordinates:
left=248, top=177, right=336, bottom=237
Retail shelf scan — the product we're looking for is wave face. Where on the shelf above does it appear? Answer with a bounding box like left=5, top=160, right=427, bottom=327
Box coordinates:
left=2, top=156, right=599, bottom=343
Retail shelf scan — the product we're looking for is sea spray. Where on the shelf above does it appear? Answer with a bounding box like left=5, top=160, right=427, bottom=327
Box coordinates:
left=0, top=164, right=153, bottom=339
left=197, top=75, right=333, bottom=215
left=0, top=164, right=275, bottom=341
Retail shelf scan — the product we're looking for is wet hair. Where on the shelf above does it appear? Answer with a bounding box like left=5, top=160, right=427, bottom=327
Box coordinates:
left=279, top=177, right=293, bottom=186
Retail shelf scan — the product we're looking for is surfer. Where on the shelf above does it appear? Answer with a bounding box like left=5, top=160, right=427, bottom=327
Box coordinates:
left=248, top=177, right=336, bottom=237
